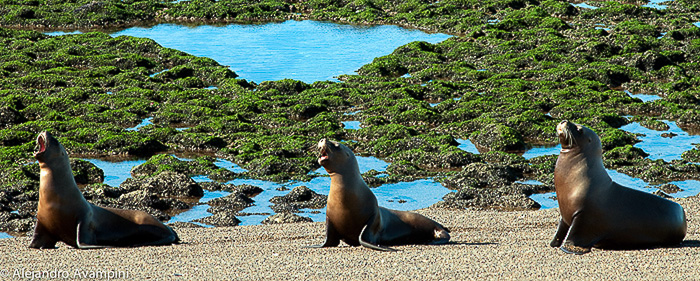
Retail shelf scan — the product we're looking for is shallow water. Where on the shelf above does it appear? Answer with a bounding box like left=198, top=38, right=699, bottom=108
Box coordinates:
left=620, top=120, right=699, bottom=162
left=643, top=0, right=670, bottom=10
left=528, top=170, right=700, bottom=210
left=570, top=2, right=598, bottom=9
left=342, top=121, right=361, bottom=130
left=626, top=90, right=662, bottom=103
left=108, top=20, right=451, bottom=83
left=125, top=117, right=153, bottom=131
left=456, top=139, right=480, bottom=154
left=520, top=144, right=561, bottom=160
left=83, top=158, right=147, bottom=186
left=80, top=153, right=445, bottom=228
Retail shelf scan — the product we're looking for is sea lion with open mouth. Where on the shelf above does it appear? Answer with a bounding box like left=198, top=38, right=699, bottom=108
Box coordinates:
left=551, top=121, right=686, bottom=254
left=29, top=131, right=179, bottom=249
left=306, top=138, right=450, bottom=251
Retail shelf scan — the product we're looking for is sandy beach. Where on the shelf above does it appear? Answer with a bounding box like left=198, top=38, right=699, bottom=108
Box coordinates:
left=1, top=196, right=698, bottom=281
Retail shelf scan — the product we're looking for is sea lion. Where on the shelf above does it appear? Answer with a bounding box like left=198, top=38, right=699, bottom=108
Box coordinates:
left=29, top=131, right=179, bottom=249
left=306, top=138, right=450, bottom=251
left=550, top=121, right=686, bottom=254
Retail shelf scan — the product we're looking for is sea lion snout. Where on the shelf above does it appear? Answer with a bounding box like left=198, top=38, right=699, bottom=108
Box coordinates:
left=557, top=121, right=579, bottom=150
left=34, top=131, right=51, bottom=158
left=318, top=138, right=330, bottom=165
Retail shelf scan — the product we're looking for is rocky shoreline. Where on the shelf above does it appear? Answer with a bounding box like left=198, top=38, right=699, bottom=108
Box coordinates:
left=2, top=199, right=700, bottom=279
left=1, top=0, right=700, bottom=236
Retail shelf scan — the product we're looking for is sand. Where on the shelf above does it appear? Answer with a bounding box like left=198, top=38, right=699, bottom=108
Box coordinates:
left=1, top=197, right=699, bottom=280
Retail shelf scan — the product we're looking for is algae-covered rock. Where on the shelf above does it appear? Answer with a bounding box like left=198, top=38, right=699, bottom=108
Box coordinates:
left=261, top=213, right=313, bottom=224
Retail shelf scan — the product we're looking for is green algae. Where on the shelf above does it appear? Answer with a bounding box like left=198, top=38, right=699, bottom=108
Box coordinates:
left=0, top=0, right=697, bottom=199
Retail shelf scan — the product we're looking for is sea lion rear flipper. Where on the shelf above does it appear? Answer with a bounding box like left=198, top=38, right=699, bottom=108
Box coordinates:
left=550, top=219, right=569, bottom=248
left=560, top=214, right=599, bottom=255
left=76, top=221, right=107, bottom=249
left=304, top=220, right=341, bottom=248
left=359, top=224, right=397, bottom=252
left=28, top=221, right=57, bottom=249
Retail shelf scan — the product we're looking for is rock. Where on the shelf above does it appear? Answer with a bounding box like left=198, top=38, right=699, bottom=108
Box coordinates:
left=269, top=186, right=327, bottom=213
left=442, top=163, right=521, bottom=189
left=0, top=217, right=35, bottom=233
left=652, top=190, right=672, bottom=199
left=70, top=159, right=104, bottom=185
left=655, top=183, right=682, bottom=194
left=167, top=221, right=204, bottom=228
left=207, top=193, right=254, bottom=213
left=0, top=107, right=27, bottom=129
left=261, top=213, right=313, bottom=225
left=195, top=212, right=241, bottom=227
left=469, top=124, right=527, bottom=152
left=120, top=171, right=204, bottom=197
left=116, top=190, right=189, bottom=211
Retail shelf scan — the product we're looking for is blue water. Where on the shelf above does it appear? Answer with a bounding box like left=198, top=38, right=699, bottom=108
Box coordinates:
left=109, top=20, right=451, bottom=83
left=643, top=0, right=670, bottom=10
left=163, top=154, right=446, bottom=226
left=125, top=117, right=153, bottom=131
left=456, top=139, right=480, bottom=154
left=571, top=2, right=598, bottom=9
left=521, top=144, right=561, bottom=160
left=342, top=121, right=362, bottom=130
left=620, top=120, right=699, bottom=162
left=83, top=158, right=147, bottom=187
left=529, top=170, right=700, bottom=210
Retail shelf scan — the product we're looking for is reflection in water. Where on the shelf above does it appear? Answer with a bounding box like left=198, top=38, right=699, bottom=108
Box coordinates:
left=110, top=20, right=451, bottom=83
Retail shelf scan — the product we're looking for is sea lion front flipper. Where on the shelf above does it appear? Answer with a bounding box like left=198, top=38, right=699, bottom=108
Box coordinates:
left=550, top=219, right=569, bottom=248
left=359, top=224, right=397, bottom=252
left=559, top=214, right=598, bottom=255
left=28, top=221, right=57, bottom=249
left=304, top=220, right=341, bottom=248
left=76, top=221, right=106, bottom=249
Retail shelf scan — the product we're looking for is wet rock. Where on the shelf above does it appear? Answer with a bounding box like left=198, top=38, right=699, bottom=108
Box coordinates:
left=168, top=221, right=204, bottom=229
left=207, top=193, right=255, bottom=213
left=632, top=116, right=670, bottom=131
left=261, top=213, right=313, bottom=225
left=82, top=183, right=125, bottom=200
left=603, top=145, right=649, bottom=167
left=195, top=212, right=241, bottom=227
left=470, top=124, right=527, bottom=152
left=130, top=154, right=219, bottom=178
left=442, top=163, right=521, bottom=190
left=652, top=190, right=672, bottom=199
left=0, top=217, right=35, bottom=233
left=116, top=190, right=189, bottom=212
left=70, top=159, right=104, bottom=185
left=388, top=149, right=478, bottom=170
left=661, top=132, right=678, bottom=138
left=269, top=186, right=327, bottom=213
left=121, top=171, right=204, bottom=197
left=681, top=147, right=700, bottom=163
left=615, top=160, right=700, bottom=184
left=435, top=187, right=540, bottom=211
left=655, top=183, right=682, bottom=194
left=0, top=107, right=27, bottom=129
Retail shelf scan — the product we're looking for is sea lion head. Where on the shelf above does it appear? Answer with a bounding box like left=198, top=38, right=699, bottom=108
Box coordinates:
left=317, top=138, right=356, bottom=174
left=33, top=131, right=68, bottom=164
left=556, top=120, right=601, bottom=155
